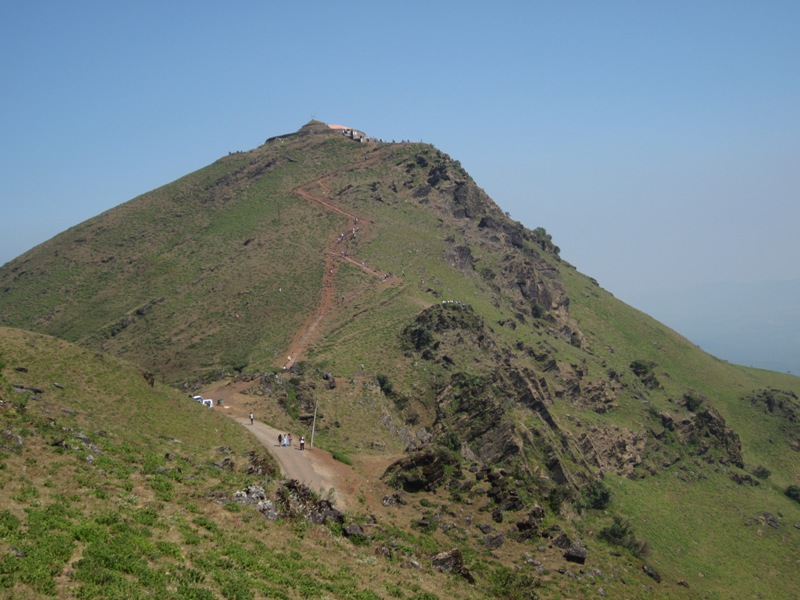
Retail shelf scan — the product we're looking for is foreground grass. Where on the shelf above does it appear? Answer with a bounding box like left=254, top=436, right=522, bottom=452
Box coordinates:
left=0, top=327, right=508, bottom=599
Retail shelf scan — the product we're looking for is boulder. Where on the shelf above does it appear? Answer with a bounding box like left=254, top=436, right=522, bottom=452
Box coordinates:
left=563, top=542, right=587, bottom=564
left=431, top=548, right=475, bottom=584
left=432, top=548, right=464, bottom=573
left=343, top=523, right=367, bottom=540
left=483, top=532, right=505, bottom=550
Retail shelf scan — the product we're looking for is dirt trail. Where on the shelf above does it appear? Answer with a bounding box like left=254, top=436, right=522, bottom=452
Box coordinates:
left=234, top=415, right=351, bottom=508
left=279, top=167, right=398, bottom=370
left=205, top=379, right=398, bottom=512
left=206, top=155, right=407, bottom=510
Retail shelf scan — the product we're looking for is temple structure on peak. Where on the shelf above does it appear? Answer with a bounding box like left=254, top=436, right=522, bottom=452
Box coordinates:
left=327, top=123, right=371, bottom=143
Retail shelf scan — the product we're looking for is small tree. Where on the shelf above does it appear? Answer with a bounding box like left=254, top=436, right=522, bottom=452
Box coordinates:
left=376, top=374, right=394, bottom=396
left=577, top=480, right=612, bottom=509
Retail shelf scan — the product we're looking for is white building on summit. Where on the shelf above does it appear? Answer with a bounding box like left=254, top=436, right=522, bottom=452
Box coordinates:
left=327, top=123, right=370, bottom=142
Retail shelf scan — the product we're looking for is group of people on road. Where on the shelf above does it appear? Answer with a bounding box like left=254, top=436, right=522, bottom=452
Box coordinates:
left=248, top=413, right=306, bottom=450
left=277, top=433, right=306, bottom=450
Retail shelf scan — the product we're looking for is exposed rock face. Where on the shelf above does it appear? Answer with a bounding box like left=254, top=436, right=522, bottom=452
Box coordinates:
left=382, top=447, right=460, bottom=492
left=745, top=388, right=799, bottom=421
left=659, top=406, right=743, bottom=468
left=274, top=479, right=345, bottom=524
left=578, top=426, right=646, bottom=477
left=399, top=303, right=592, bottom=487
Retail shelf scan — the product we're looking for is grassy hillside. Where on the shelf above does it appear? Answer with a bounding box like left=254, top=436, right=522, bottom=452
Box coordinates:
left=1, top=327, right=523, bottom=599
left=1, top=121, right=799, bottom=598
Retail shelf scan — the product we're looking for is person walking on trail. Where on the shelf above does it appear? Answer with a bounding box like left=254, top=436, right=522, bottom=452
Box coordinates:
left=300, top=436, right=305, bottom=450
left=278, top=433, right=283, bottom=447
left=288, top=433, right=293, bottom=447
left=249, top=412, right=254, bottom=425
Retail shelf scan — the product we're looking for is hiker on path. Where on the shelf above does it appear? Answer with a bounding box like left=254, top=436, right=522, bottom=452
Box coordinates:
left=288, top=433, right=293, bottom=447
left=278, top=433, right=283, bottom=446
left=249, top=412, right=254, bottom=425
left=300, top=436, right=305, bottom=450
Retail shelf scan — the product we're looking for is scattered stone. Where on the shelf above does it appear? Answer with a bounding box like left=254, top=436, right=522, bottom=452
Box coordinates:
left=516, top=516, right=539, bottom=532
left=432, top=548, right=463, bottom=572
left=530, top=505, right=545, bottom=519
left=343, top=523, right=367, bottom=540
left=483, top=532, right=505, bottom=550
left=233, top=485, right=267, bottom=504
left=2, top=430, right=23, bottom=447
left=730, top=473, right=760, bottom=486
left=642, top=564, right=661, bottom=583
left=759, top=512, right=780, bottom=529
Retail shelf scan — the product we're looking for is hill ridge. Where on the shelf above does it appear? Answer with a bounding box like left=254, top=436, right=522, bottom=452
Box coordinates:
left=0, top=123, right=798, bottom=598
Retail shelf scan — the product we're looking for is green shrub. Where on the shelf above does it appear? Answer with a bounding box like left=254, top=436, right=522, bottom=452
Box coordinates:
left=490, top=565, right=540, bottom=599
left=376, top=374, right=394, bottom=396
left=331, top=450, right=352, bottom=466
left=786, top=485, right=800, bottom=504
left=683, top=391, right=704, bottom=412
left=0, top=509, right=20, bottom=536
left=577, top=480, right=611, bottom=509
left=599, top=515, right=649, bottom=558
left=546, top=485, right=574, bottom=515
left=752, top=465, right=771, bottom=480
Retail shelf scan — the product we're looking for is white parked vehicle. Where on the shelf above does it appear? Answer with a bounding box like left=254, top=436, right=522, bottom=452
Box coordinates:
left=202, top=399, right=213, bottom=408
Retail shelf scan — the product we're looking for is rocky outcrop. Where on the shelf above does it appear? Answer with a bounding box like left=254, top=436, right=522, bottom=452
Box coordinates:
left=577, top=426, right=646, bottom=477
left=383, top=447, right=460, bottom=492
left=431, top=548, right=475, bottom=583
left=233, top=480, right=369, bottom=545
left=659, top=407, right=743, bottom=468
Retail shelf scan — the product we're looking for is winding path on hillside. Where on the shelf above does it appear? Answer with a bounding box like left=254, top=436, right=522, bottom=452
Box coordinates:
left=279, top=162, right=399, bottom=369
left=232, top=414, right=350, bottom=508
left=205, top=379, right=400, bottom=512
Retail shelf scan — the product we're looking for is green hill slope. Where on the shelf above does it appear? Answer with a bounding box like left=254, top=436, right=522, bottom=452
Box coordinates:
left=0, top=327, right=508, bottom=599
left=1, top=121, right=799, bottom=598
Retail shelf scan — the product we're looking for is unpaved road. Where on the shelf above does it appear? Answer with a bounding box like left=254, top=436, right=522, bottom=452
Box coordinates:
left=205, top=380, right=372, bottom=511
left=232, top=415, right=350, bottom=508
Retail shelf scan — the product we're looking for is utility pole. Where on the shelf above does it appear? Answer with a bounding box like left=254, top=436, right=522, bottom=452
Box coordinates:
left=310, top=394, right=319, bottom=448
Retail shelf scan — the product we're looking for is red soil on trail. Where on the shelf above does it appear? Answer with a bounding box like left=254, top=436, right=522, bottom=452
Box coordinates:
left=279, top=170, right=397, bottom=370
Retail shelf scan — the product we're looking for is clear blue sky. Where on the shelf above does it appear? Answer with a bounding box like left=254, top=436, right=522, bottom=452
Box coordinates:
left=2, top=1, right=799, bottom=307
